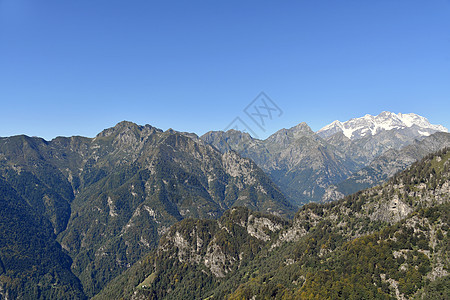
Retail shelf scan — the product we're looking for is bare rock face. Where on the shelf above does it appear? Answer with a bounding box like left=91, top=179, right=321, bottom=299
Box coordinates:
left=157, top=208, right=286, bottom=279
left=221, top=151, right=258, bottom=185
left=321, top=185, right=345, bottom=202
left=203, top=244, right=230, bottom=277
left=367, top=195, right=413, bottom=224
left=246, top=214, right=283, bottom=241
left=271, top=219, right=308, bottom=248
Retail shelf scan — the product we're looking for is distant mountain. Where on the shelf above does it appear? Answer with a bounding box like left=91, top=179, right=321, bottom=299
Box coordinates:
left=95, top=148, right=450, bottom=300
left=322, top=131, right=450, bottom=201
left=202, top=112, right=449, bottom=205
left=323, top=124, right=443, bottom=167
left=202, top=123, right=357, bottom=205
left=0, top=121, right=293, bottom=298
left=317, top=111, right=447, bottom=140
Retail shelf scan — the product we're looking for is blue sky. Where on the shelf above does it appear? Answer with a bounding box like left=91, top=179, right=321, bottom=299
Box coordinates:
left=1, top=0, right=449, bottom=140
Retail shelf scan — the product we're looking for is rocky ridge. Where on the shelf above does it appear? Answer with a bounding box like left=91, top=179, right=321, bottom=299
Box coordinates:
left=202, top=123, right=356, bottom=205
left=95, top=148, right=450, bottom=300
left=202, top=113, right=449, bottom=205
left=0, top=121, right=293, bottom=298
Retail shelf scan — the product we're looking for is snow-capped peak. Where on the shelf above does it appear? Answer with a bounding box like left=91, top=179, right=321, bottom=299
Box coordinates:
left=317, top=112, right=448, bottom=140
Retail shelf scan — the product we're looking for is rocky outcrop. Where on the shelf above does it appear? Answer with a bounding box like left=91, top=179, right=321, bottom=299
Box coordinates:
left=157, top=208, right=286, bottom=278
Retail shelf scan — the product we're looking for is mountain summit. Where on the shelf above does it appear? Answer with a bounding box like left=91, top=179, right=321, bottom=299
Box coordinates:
left=0, top=121, right=293, bottom=297
left=317, top=111, right=448, bottom=140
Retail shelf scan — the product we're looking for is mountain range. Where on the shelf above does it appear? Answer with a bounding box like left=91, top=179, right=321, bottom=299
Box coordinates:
left=317, top=111, right=447, bottom=140
left=0, top=112, right=449, bottom=299
left=94, top=147, right=450, bottom=299
left=202, top=112, right=449, bottom=204
left=0, top=121, right=292, bottom=298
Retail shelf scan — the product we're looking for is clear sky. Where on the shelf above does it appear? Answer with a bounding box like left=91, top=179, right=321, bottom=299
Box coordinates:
left=1, top=0, right=449, bottom=140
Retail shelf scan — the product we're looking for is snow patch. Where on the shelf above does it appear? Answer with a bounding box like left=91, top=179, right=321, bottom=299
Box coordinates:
left=418, top=130, right=431, bottom=136
left=317, top=112, right=448, bottom=140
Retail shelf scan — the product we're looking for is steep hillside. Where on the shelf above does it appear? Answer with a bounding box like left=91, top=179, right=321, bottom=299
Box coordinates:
left=96, top=148, right=450, bottom=299
left=0, top=135, right=87, bottom=235
left=60, top=122, right=293, bottom=296
left=0, top=178, right=86, bottom=299
left=0, top=121, right=293, bottom=297
left=93, top=207, right=289, bottom=300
